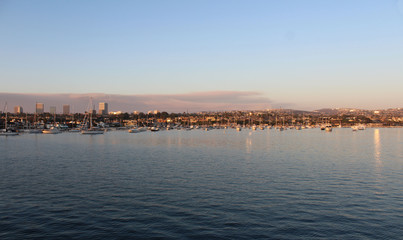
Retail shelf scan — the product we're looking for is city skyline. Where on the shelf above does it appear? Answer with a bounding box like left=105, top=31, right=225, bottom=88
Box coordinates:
left=0, top=91, right=401, bottom=114
left=1, top=1, right=403, bottom=110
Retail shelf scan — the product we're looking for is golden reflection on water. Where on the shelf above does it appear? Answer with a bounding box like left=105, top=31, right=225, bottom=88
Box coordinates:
left=374, top=129, right=381, bottom=164
left=246, top=132, right=253, bottom=154
left=373, top=128, right=386, bottom=195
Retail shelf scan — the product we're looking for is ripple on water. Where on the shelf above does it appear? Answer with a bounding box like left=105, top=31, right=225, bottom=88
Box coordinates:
left=0, top=129, right=402, bottom=239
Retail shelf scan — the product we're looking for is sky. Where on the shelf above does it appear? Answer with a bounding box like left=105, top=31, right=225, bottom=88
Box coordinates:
left=0, top=0, right=402, bottom=112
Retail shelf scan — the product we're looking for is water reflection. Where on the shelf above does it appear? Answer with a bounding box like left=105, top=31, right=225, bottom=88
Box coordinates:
left=374, top=129, right=381, bottom=164
left=245, top=136, right=252, bottom=154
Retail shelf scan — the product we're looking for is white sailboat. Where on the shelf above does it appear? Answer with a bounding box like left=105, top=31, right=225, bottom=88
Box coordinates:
left=81, top=98, right=104, bottom=135
left=42, top=126, right=61, bottom=134
left=42, top=113, right=61, bottom=134
left=128, top=127, right=147, bottom=133
left=0, top=102, right=19, bottom=136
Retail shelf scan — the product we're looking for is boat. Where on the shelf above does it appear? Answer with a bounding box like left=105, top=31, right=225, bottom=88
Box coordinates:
left=81, top=97, right=104, bottom=135
left=42, top=127, right=61, bottom=134
left=0, top=102, right=19, bottom=136
left=128, top=127, right=147, bottom=133
left=279, top=117, right=285, bottom=131
left=22, top=129, right=43, bottom=134
left=69, top=128, right=81, bottom=132
left=150, top=126, right=160, bottom=132
left=325, top=125, right=332, bottom=132
left=42, top=113, right=61, bottom=134
left=81, top=128, right=105, bottom=135
left=0, top=129, right=19, bottom=136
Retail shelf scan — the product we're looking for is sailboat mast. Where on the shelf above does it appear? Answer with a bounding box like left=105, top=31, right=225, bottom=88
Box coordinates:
left=90, top=98, right=93, bottom=129
left=5, top=102, right=8, bottom=129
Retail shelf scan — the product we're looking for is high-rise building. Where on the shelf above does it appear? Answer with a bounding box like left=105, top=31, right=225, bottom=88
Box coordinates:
left=14, top=106, right=23, bottom=114
left=36, top=103, right=44, bottom=114
left=50, top=106, right=56, bottom=114
left=63, top=104, right=70, bottom=114
left=99, top=102, right=108, bottom=115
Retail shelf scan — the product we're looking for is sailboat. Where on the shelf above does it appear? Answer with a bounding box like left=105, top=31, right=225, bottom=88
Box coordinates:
left=81, top=98, right=104, bottom=135
left=0, top=102, right=19, bottom=136
left=42, top=112, right=61, bottom=134
left=325, top=119, right=332, bottom=132
left=21, top=113, right=42, bottom=133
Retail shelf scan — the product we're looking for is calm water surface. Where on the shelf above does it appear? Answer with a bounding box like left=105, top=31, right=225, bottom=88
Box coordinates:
left=1, top=128, right=402, bottom=239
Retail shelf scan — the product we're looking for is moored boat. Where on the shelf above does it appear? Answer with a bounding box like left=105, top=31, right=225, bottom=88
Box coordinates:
left=0, top=102, right=19, bottom=136
left=81, top=128, right=105, bottom=135
left=128, top=127, right=147, bottom=133
left=81, top=97, right=104, bottom=135
left=42, top=127, right=61, bottom=134
left=0, top=129, right=19, bottom=136
left=150, top=126, right=160, bottom=132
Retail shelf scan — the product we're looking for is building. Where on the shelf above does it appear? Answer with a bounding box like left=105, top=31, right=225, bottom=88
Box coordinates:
left=109, top=111, right=122, bottom=115
left=14, top=106, right=23, bottom=114
left=36, top=103, right=44, bottom=114
left=99, top=102, right=108, bottom=115
left=63, top=105, right=70, bottom=114
left=50, top=106, right=56, bottom=114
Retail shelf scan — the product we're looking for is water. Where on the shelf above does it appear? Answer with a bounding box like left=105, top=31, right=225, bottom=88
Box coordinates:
left=1, top=128, right=402, bottom=239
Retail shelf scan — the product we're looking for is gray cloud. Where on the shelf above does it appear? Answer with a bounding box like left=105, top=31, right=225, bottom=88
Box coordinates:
left=0, top=91, right=273, bottom=113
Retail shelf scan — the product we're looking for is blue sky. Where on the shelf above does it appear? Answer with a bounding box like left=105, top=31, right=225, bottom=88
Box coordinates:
left=0, top=0, right=402, bottom=111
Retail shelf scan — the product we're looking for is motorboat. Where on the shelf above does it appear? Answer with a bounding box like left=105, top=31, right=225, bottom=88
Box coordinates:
left=22, top=129, right=43, bottom=134
left=128, top=127, right=147, bottom=133
left=0, top=129, right=19, bottom=136
left=42, top=127, right=61, bottom=134
left=81, top=128, right=105, bottom=135
left=150, top=127, right=160, bottom=132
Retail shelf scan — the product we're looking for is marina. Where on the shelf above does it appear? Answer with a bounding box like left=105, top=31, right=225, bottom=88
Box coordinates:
left=1, top=1, right=402, bottom=239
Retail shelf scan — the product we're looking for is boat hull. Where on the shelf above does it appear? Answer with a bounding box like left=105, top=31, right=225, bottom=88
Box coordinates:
left=81, top=130, right=104, bottom=135
left=0, top=132, right=19, bottom=136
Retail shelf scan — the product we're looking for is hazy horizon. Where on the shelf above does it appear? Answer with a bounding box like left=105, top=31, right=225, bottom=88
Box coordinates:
left=1, top=91, right=401, bottom=114
left=1, top=1, right=403, bottom=111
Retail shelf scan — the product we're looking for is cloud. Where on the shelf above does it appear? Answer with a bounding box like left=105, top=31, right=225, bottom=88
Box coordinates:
left=0, top=91, right=273, bottom=113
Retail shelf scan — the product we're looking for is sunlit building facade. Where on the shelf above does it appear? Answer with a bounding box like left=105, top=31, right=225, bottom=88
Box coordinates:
left=99, top=102, right=108, bottom=115
left=36, top=103, right=44, bottom=114
left=14, top=106, right=23, bottom=114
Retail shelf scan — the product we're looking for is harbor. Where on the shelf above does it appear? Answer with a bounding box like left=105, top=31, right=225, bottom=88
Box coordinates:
left=1, top=107, right=402, bottom=135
